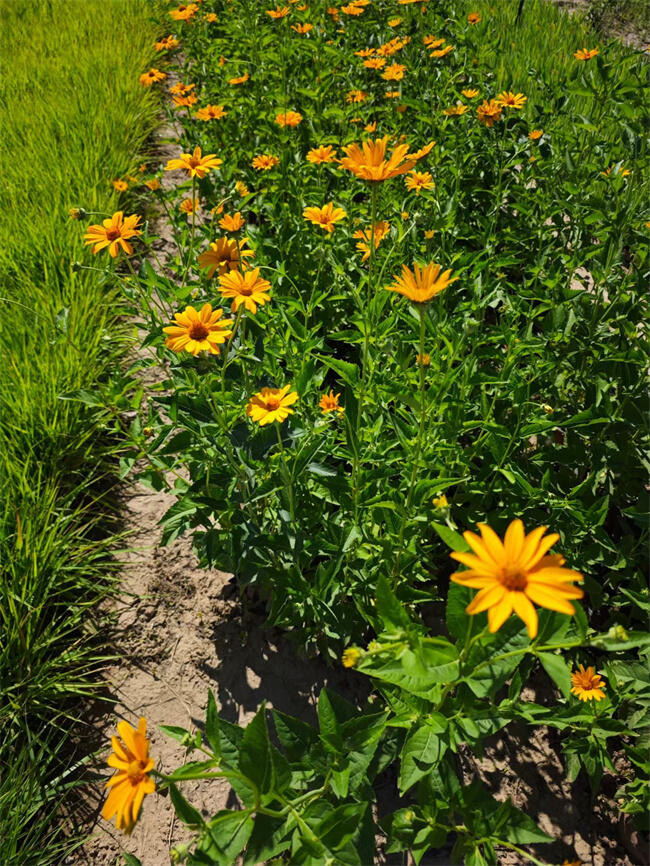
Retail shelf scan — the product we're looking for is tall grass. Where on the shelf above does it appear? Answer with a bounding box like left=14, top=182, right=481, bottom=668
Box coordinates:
left=0, top=1, right=160, bottom=862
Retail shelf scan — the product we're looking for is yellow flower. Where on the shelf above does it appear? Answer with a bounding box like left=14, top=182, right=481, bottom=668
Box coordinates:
left=139, top=68, right=167, bottom=86
left=433, top=494, right=448, bottom=508
left=424, top=229, right=435, bottom=239
left=144, top=178, right=161, bottom=191
left=219, top=211, right=245, bottom=232
left=497, top=90, right=527, bottom=109
left=406, top=140, right=435, bottom=160
left=303, top=202, right=347, bottom=233
left=528, top=129, right=543, bottom=140
left=252, top=154, right=279, bottom=171
left=247, top=385, right=298, bottom=425
left=386, top=261, right=457, bottom=304
left=163, top=304, right=234, bottom=355
left=468, top=11, right=481, bottom=23
left=319, top=390, right=344, bottom=414
left=69, top=208, right=82, bottom=220
left=266, top=5, right=290, bottom=18
left=169, top=81, right=195, bottom=95
left=173, top=92, right=197, bottom=108
left=416, top=352, right=431, bottom=367
left=342, top=647, right=362, bottom=668
left=275, top=110, right=303, bottom=127
left=228, top=72, right=250, bottom=85
left=430, top=44, right=454, bottom=58
left=443, top=103, right=469, bottom=116
left=342, top=2, right=364, bottom=14
left=84, top=211, right=142, bottom=258
left=450, top=519, right=584, bottom=638
left=462, top=88, right=479, bottom=98
left=574, top=47, right=599, bottom=60
left=154, top=35, right=180, bottom=51
left=355, top=48, right=375, bottom=57
left=218, top=267, right=271, bottom=313
left=196, top=104, right=227, bottom=121
left=570, top=665, right=606, bottom=701
left=102, top=718, right=155, bottom=834
left=235, top=180, right=250, bottom=197
left=353, top=221, right=390, bottom=261
left=179, top=197, right=199, bottom=214
left=424, top=36, right=445, bottom=48
left=346, top=89, right=368, bottom=103
left=401, top=210, right=409, bottom=220
left=112, top=179, right=128, bottom=192
left=291, top=22, right=313, bottom=33
left=382, top=62, right=407, bottom=81
left=198, top=237, right=254, bottom=278
left=169, top=3, right=198, bottom=20
left=601, top=165, right=630, bottom=177
left=363, top=57, right=387, bottom=69
left=477, top=99, right=502, bottom=126
left=341, top=135, right=417, bottom=182
left=307, top=145, right=338, bottom=164
left=405, top=170, right=434, bottom=194
left=165, top=146, right=222, bottom=178
left=204, top=12, right=218, bottom=22
left=388, top=17, right=402, bottom=26
left=385, top=90, right=401, bottom=98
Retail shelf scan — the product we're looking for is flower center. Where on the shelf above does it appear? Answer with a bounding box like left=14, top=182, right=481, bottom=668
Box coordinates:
left=188, top=156, right=200, bottom=167
left=265, top=397, right=281, bottom=410
left=127, top=759, right=145, bottom=783
left=498, top=565, right=527, bottom=591
left=105, top=227, right=121, bottom=241
left=189, top=323, right=209, bottom=341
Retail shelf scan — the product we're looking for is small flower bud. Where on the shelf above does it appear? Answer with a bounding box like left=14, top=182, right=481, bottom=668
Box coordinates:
left=69, top=207, right=88, bottom=221
left=543, top=404, right=554, bottom=415
left=342, top=647, right=362, bottom=668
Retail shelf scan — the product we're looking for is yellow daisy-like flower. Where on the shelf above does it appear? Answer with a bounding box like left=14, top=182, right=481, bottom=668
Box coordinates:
left=275, top=110, right=303, bottom=127
left=319, top=390, right=344, bottom=414
left=386, top=261, right=456, bottom=304
left=169, top=3, right=198, bottom=21
left=228, top=72, right=250, bottom=85
left=139, top=68, right=167, bottom=87
left=574, top=47, right=599, bottom=61
left=246, top=385, right=298, bottom=425
left=154, top=35, right=180, bottom=52
left=112, top=179, right=128, bottom=192
left=165, top=146, right=222, bottom=179
left=364, top=57, right=387, bottom=69
left=235, top=180, right=250, bottom=197
left=341, top=135, right=417, bottom=182
left=497, top=90, right=527, bottom=109
left=450, top=519, right=584, bottom=638
left=196, top=104, right=227, bottom=121
left=306, top=145, right=338, bottom=164
left=462, top=88, right=479, bottom=98
left=218, top=267, right=271, bottom=314
left=477, top=99, right=502, bottom=127
left=252, top=154, right=279, bottom=171
left=179, top=197, right=199, bottom=214
left=204, top=12, right=218, bottom=22
left=102, top=718, right=155, bottom=834
left=291, top=22, right=313, bottom=33
left=528, top=129, right=544, bottom=140
left=424, top=36, right=445, bottom=48
left=84, top=211, right=142, bottom=258
left=342, top=2, right=364, bottom=14
left=197, top=237, right=254, bottom=278
left=570, top=665, right=606, bottom=701
left=382, top=62, right=407, bottom=81
left=388, top=17, right=402, bottom=26
left=163, top=304, right=233, bottom=356
left=353, top=221, right=390, bottom=261
left=443, top=103, right=469, bottom=116
left=468, top=11, right=481, bottom=24
left=404, top=170, right=434, bottom=194
left=346, top=89, right=368, bottom=104
left=173, top=92, right=197, bottom=108
left=342, top=647, right=361, bottom=668
left=219, top=212, right=245, bottom=232
left=266, top=5, right=290, bottom=18
left=303, top=202, right=347, bottom=233
left=433, top=494, right=448, bottom=508
left=144, top=178, right=161, bottom=191
left=430, top=44, right=454, bottom=58
left=355, top=48, right=376, bottom=57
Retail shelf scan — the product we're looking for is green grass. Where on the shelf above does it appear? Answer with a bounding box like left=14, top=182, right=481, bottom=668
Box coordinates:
left=0, top=1, right=160, bottom=861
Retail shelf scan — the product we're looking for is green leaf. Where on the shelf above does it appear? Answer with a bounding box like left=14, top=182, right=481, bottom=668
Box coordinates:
left=431, top=521, right=469, bottom=552
left=398, top=723, right=447, bottom=793
left=159, top=724, right=192, bottom=745
left=202, top=810, right=255, bottom=866
left=317, top=355, right=360, bottom=388
left=375, top=575, right=412, bottom=633
left=238, top=705, right=274, bottom=795
left=168, top=783, right=204, bottom=828
left=445, top=582, right=473, bottom=642
left=318, top=688, right=343, bottom=752
left=537, top=652, right=571, bottom=698
left=205, top=689, right=221, bottom=757
left=122, top=855, right=143, bottom=866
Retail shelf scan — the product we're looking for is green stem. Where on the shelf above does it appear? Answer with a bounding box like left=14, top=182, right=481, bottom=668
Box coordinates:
left=220, top=306, right=244, bottom=415
left=275, top=422, right=295, bottom=523
left=180, top=175, right=197, bottom=289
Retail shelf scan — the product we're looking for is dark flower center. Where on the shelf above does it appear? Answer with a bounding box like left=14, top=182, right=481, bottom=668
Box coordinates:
left=105, top=227, right=121, bottom=240
left=189, top=323, right=209, bottom=341
left=499, top=566, right=527, bottom=591
left=127, top=759, right=146, bottom=783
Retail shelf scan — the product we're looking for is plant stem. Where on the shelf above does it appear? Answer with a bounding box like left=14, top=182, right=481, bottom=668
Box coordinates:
left=180, top=175, right=197, bottom=289
left=275, top=422, right=295, bottom=523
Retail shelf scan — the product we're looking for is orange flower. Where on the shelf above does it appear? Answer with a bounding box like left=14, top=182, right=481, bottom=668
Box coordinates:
left=346, top=89, right=368, bottom=104
left=218, top=267, right=271, bottom=313
left=496, top=90, right=527, bottom=109
left=169, top=81, right=195, bottom=95
left=173, top=92, right=197, bottom=107
left=306, top=145, right=338, bottom=164
left=247, top=385, right=298, bottom=425
left=462, top=88, right=479, bottom=98
left=267, top=5, right=290, bottom=18
left=477, top=99, right=502, bottom=127
left=196, top=104, right=227, bottom=121
left=404, top=170, right=434, bottom=194
left=574, top=47, right=599, bottom=60
left=528, top=129, right=543, bottom=140
left=430, top=44, right=454, bottom=58
left=364, top=57, right=387, bottom=69
left=353, top=221, right=390, bottom=261
left=252, top=154, right=279, bottom=171
left=112, top=179, right=128, bottom=192
left=382, top=62, right=407, bottom=81
left=228, top=72, right=250, bottom=85
left=204, top=12, right=218, bottom=22
left=386, top=261, right=457, bottom=304
left=197, top=237, right=254, bottom=278
left=423, top=36, right=445, bottom=48
left=443, top=103, right=469, bottom=116
left=144, top=178, right=161, bottom=191
left=342, top=2, right=364, bottom=14
left=303, top=202, right=347, bottom=233
left=319, top=390, right=344, bottom=414
left=154, top=35, right=180, bottom=51
left=291, top=22, right=313, bottom=33
left=340, top=135, right=417, bottom=182
left=275, top=110, right=303, bottom=127
left=102, top=718, right=155, bottom=834
left=169, top=3, right=198, bottom=21
left=570, top=665, right=606, bottom=702
left=219, top=212, right=245, bottom=232
left=139, top=68, right=167, bottom=86
left=165, top=146, right=222, bottom=178
left=467, top=11, right=481, bottom=24
left=84, top=211, right=142, bottom=258
left=364, top=121, right=377, bottom=133
left=163, top=304, right=234, bottom=356
left=406, top=140, right=435, bottom=160
left=179, top=197, right=199, bottom=214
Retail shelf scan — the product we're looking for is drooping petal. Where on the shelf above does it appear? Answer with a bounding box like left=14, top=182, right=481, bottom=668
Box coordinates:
left=487, top=593, right=513, bottom=632
left=511, top=592, right=538, bottom=637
